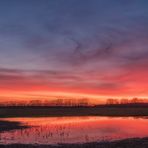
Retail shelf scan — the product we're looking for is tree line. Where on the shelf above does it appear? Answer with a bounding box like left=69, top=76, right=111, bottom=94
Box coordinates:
left=0, top=98, right=89, bottom=107
left=106, top=97, right=148, bottom=105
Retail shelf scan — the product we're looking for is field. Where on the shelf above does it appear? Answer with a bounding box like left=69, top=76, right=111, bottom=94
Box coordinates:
left=0, top=105, right=148, bottom=118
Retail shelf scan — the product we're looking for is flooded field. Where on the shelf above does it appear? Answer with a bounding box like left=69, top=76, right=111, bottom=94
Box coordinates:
left=0, top=116, right=148, bottom=145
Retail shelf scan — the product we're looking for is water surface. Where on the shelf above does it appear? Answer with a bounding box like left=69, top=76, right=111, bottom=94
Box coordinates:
left=0, top=116, right=148, bottom=145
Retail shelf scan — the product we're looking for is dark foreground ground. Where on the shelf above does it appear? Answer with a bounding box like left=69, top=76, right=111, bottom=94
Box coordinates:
left=0, top=105, right=148, bottom=117
left=0, top=138, right=148, bottom=148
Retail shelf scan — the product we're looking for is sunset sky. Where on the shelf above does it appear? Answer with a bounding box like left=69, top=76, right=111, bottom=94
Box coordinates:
left=0, top=0, right=148, bottom=103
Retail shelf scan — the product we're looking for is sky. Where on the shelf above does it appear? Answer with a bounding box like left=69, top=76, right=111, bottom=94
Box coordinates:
left=0, top=0, right=148, bottom=103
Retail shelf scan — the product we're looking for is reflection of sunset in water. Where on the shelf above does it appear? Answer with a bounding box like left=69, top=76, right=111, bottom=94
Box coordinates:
left=0, top=116, right=148, bottom=145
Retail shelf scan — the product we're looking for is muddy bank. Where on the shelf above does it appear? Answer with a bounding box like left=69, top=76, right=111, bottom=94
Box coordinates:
left=0, top=121, right=28, bottom=133
left=0, top=137, right=148, bottom=148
